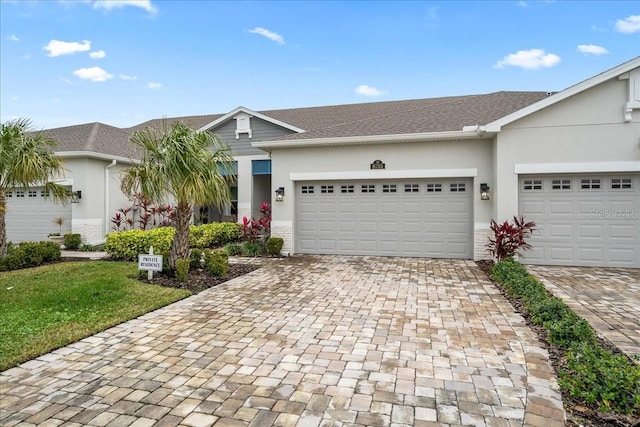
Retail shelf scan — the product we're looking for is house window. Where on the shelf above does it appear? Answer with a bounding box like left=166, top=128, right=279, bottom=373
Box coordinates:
left=301, top=185, right=314, bottom=194
left=523, top=179, right=543, bottom=190
left=581, top=178, right=601, bottom=189
left=28, top=190, right=37, bottom=198
left=450, top=183, right=466, bottom=192
left=341, top=185, right=354, bottom=193
left=382, top=184, right=397, bottom=193
left=404, top=184, right=419, bottom=193
left=361, top=184, right=375, bottom=193
left=321, top=185, right=334, bottom=194
left=426, top=183, right=442, bottom=192
left=551, top=179, right=571, bottom=190
left=611, top=178, right=632, bottom=189
left=16, top=191, right=25, bottom=198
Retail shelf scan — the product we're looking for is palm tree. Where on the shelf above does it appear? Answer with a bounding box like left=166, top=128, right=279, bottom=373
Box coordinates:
left=0, top=118, right=70, bottom=257
left=121, top=121, right=235, bottom=269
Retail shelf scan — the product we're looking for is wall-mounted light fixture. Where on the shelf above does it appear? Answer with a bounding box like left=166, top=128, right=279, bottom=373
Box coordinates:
left=71, top=190, right=82, bottom=203
left=480, top=183, right=490, bottom=201
left=275, top=187, right=285, bottom=202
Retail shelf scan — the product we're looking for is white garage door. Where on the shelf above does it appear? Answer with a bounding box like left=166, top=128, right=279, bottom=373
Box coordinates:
left=295, top=179, right=473, bottom=258
left=5, top=187, right=72, bottom=243
left=519, top=174, right=640, bottom=267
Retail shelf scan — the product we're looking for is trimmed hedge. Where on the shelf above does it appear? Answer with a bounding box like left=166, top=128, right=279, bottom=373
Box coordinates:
left=105, top=223, right=242, bottom=261
left=0, top=241, right=61, bottom=271
left=189, top=222, right=241, bottom=249
left=205, top=249, right=228, bottom=277
left=491, top=258, right=640, bottom=415
left=63, top=233, right=82, bottom=250
left=265, top=237, right=284, bottom=255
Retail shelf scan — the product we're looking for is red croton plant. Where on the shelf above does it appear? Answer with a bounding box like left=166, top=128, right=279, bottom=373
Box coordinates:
left=241, top=202, right=272, bottom=242
left=486, top=216, right=536, bottom=261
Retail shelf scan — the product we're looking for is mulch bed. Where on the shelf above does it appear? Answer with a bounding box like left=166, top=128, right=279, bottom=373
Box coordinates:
left=139, top=263, right=261, bottom=294
left=476, top=260, right=639, bottom=427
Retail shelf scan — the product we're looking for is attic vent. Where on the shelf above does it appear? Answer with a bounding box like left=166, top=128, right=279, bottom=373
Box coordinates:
left=234, top=112, right=252, bottom=139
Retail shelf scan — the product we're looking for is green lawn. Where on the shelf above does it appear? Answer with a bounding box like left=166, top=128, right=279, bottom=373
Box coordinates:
left=0, top=261, right=190, bottom=371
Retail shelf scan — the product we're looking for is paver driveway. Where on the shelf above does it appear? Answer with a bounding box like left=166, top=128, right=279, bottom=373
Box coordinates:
left=528, top=265, right=640, bottom=360
left=1, top=256, right=564, bottom=427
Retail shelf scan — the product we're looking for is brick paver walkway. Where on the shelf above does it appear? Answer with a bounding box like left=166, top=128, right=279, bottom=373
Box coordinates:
left=1, top=256, right=564, bottom=426
left=528, top=265, right=640, bottom=360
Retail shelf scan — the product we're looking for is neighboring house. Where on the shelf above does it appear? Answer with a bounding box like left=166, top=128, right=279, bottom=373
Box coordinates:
left=5, top=57, right=639, bottom=267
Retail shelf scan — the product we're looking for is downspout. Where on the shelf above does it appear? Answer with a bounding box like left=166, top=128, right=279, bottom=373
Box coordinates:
left=104, top=160, right=117, bottom=237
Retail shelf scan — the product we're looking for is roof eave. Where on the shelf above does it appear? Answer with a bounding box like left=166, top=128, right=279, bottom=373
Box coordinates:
left=251, top=128, right=493, bottom=150
left=56, top=151, right=138, bottom=164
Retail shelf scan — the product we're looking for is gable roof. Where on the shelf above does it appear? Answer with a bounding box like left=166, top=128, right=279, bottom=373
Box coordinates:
left=197, top=106, right=305, bottom=133
left=486, top=56, right=640, bottom=131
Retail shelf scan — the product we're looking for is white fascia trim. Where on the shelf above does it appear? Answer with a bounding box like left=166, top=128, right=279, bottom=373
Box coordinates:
left=253, top=130, right=489, bottom=150
left=56, top=151, right=137, bottom=164
left=515, top=161, right=640, bottom=174
left=487, top=57, right=640, bottom=132
left=290, top=168, right=478, bottom=181
left=197, top=106, right=305, bottom=133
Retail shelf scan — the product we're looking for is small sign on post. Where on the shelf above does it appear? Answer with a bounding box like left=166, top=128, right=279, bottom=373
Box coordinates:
left=138, top=246, right=163, bottom=281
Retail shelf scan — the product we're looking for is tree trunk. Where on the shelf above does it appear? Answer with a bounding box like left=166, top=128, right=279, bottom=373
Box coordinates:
left=0, top=191, right=7, bottom=258
left=169, top=200, right=192, bottom=270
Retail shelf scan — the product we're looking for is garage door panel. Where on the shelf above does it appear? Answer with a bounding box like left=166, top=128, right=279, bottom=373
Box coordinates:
left=296, top=179, right=472, bottom=258
left=519, top=174, right=639, bottom=267
left=6, top=187, right=72, bottom=242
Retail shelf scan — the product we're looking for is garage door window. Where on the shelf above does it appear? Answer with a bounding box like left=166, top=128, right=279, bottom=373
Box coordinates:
left=426, top=183, right=442, bottom=192
left=552, top=179, right=571, bottom=190
left=28, top=190, right=37, bottom=198
left=321, top=185, right=334, bottom=194
left=361, top=184, right=375, bottom=193
left=581, top=178, right=601, bottom=189
left=301, top=185, right=314, bottom=194
left=404, top=184, right=419, bottom=193
left=450, top=183, right=466, bottom=192
left=15, top=191, right=24, bottom=198
left=341, top=185, right=354, bottom=193
left=611, top=178, right=632, bottom=189
left=382, top=184, right=397, bottom=193
left=523, top=179, right=543, bottom=190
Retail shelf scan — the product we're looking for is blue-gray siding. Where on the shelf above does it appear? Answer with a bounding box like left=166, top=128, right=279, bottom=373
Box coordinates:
left=208, top=118, right=297, bottom=156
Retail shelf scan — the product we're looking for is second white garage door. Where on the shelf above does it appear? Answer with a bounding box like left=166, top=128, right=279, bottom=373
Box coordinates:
left=295, top=179, right=473, bottom=258
left=5, top=187, right=72, bottom=242
left=519, top=174, right=640, bottom=267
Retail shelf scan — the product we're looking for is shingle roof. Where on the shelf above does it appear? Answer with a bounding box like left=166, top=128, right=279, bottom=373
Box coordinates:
left=44, top=122, right=137, bottom=159
left=44, top=91, right=550, bottom=157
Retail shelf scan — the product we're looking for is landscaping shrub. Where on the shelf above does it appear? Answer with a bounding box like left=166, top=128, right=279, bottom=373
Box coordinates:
left=205, top=249, right=228, bottom=277
left=105, top=227, right=174, bottom=260
left=189, top=222, right=241, bottom=248
left=265, top=237, right=284, bottom=255
left=189, top=248, right=203, bottom=269
left=486, top=216, right=535, bottom=261
left=242, top=241, right=263, bottom=257
left=0, top=241, right=61, bottom=271
left=175, top=258, right=190, bottom=282
left=560, top=343, right=640, bottom=415
left=225, top=242, right=244, bottom=256
left=63, top=233, right=82, bottom=250
left=491, top=258, right=640, bottom=417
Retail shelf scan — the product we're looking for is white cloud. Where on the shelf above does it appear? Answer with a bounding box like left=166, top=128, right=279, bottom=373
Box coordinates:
left=355, top=85, right=385, bottom=97
left=73, top=66, right=113, bottom=82
left=44, top=39, right=91, bottom=57
left=89, top=50, right=106, bottom=59
left=577, top=44, right=609, bottom=55
left=94, top=0, right=157, bottom=14
left=248, top=27, right=285, bottom=45
left=615, top=15, right=640, bottom=33
left=517, top=1, right=527, bottom=8
left=147, top=82, right=162, bottom=90
left=495, top=49, right=561, bottom=70
left=119, top=74, right=137, bottom=80
left=7, top=35, right=19, bottom=42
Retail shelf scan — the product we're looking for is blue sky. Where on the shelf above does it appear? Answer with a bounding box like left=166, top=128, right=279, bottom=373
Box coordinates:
left=1, top=0, right=639, bottom=130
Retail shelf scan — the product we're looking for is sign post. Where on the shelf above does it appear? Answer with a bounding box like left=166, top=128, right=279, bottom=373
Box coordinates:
left=138, top=246, right=163, bottom=281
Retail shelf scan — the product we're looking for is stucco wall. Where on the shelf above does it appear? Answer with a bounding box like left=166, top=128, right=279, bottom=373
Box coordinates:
left=270, top=138, right=494, bottom=257
left=495, top=75, right=640, bottom=220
